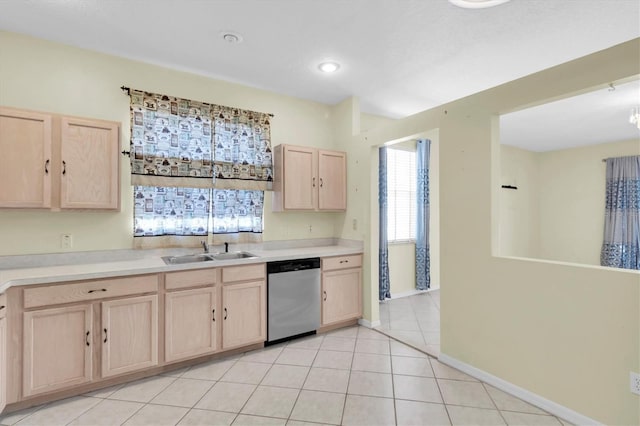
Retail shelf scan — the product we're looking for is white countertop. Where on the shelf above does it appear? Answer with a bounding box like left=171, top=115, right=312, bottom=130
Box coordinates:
left=0, top=242, right=363, bottom=292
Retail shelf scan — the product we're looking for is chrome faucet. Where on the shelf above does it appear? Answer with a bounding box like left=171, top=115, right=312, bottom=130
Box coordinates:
left=200, top=240, right=209, bottom=253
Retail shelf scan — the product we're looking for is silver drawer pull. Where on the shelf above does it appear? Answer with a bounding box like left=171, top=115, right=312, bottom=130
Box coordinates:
left=88, top=288, right=107, bottom=294
left=339, top=260, right=349, bottom=264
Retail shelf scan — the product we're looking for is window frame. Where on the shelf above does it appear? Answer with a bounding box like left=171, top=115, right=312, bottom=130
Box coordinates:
left=386, top=146, right=417, bottom=243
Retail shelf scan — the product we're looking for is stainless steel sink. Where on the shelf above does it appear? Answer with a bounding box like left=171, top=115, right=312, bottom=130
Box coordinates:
left=162, top=254, right=215, bottom=265
left=210, top=251, right=258, bottom=260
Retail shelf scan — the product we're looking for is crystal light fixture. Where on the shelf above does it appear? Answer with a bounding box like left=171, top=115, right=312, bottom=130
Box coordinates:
left=630, top=107, right=640, bottom=129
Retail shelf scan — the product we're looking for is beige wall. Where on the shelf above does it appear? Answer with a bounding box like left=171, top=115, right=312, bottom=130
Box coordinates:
left=499, top=145, right=540, bottom=258
left=361, top=113, right=395, bottom=134
left=346, top=39, right=639, bottom=424
left=538, top=139, right=640, bottom=265
left=0, top=31, right=344, bottom=255
left=500, top=139, right=640, bottom=265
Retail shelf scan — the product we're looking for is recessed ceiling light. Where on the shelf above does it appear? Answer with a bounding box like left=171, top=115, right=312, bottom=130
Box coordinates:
left=448, top=0, right=511, bottom=8
left=318, top=62, right=340, bottom=73
left=221, top=31, right=243, bottom=44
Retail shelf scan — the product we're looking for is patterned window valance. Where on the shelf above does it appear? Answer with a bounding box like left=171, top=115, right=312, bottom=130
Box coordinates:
left=128, top=89, right=273, bottom=190
left=130, top=90, right=214, bottom=188
left=212, top=105, right=273, bottom=191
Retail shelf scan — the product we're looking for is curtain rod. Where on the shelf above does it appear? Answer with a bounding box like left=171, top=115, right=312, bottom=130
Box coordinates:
left=602, top=155, right=640, bottom=162
left=120, top=86, right=274, bottom=117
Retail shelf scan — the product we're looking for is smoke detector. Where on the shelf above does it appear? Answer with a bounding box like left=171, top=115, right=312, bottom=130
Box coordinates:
left=221, top=31, right=243, bottom=44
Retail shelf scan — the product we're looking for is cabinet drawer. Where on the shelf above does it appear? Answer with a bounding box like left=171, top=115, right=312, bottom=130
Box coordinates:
left=0, top=293, right=6, bottom=319
left=222, top=264, right=265, bottom=283
left=322, top=254, right=362, bottom=271
left=24, top=275, right=158, bottom=309
left=165, top=268, right=217, bottom=290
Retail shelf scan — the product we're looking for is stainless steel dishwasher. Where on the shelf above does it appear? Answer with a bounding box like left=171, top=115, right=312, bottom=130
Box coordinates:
left=266, top=258, right=321, bottom=344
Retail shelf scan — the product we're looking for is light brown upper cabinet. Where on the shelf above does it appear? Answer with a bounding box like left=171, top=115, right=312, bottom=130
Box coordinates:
left=60, top=117, right=120, bottom=210
left=272, top=144, right=346, bottom=212
left=0, top=108, right=52, bottom=208
left=0, top=107, right=120, bottom=211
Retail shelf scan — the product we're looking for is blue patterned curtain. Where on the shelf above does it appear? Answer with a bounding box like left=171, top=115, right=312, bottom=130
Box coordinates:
left=600, top=155, right=640, bottom=270
left=379, top=147, right=391, bottom=300
left=416, top=139, right=431, bottom=290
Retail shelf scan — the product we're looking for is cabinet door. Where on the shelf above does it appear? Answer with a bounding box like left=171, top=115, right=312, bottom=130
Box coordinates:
left=0, top=317, right=6, bottom=413
left=101, top=295, right=158, bottom=378
left=222, top=281, right=266, bottom=349
left=283, top=145, right=317, bottom=210
left=60, top=117, right=119, bottom=210
left=318, top=150, right=346, bottom=211
left=0, top=108, right=52, bottom=208
left=23, top=305, right=92, bottom=397
left=322, top=269, right=362, bottom=325
left=165, top=287, right=218, bottom=363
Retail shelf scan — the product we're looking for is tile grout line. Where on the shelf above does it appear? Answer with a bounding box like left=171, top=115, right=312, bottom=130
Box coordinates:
left=481, top=380, right=512, bottom=425
left=284, top=332, right=324, bottom=425
left=120, top=375, right=180, bottom=426
left=338, top=328, right=359, bottom=426
left=171, top=355, right=241, bottom=424
left=388, top=337, right=399, bottom=426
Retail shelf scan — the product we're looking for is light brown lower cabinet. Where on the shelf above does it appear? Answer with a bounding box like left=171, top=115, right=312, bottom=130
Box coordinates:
left=165, top=287, right=219, bottom=362
left=6, top=256, right=360, bottom=410
left=222, top=280, right=266, bottom=350
left=101, top=295, right=158, bottom=378
left=23, top=305, right=93, bottom=397
left=22, top=295, right=158, bottom=397
left=321, top=255, right=363, bottom=326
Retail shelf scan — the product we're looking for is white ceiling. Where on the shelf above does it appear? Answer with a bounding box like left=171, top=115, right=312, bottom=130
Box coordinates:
left=501, top=78, right=640, bottom=152
left=0, top=0, right=639, bottom=150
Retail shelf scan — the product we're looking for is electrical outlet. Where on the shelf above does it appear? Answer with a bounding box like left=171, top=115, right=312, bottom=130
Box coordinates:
left=61, top=234, right=73, bottom=249
left=352, top=218, right=358, bottom=230
left=631, top=372, right=640, bottom=395
left=308, top=224, right=313, bottom=233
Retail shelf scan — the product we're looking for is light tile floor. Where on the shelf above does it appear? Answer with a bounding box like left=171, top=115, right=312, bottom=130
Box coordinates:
left=377, top=289, right=441, bottom=357
left=0, top=324, right=569, bottom=426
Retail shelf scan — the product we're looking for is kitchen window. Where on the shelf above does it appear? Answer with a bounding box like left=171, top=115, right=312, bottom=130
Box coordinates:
left=386, top=147, right=416, bottom=242
left=127, top=88, right=271, bottom=243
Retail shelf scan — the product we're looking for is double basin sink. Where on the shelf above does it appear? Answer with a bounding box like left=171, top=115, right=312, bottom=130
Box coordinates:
left=162, top=251, right=258, bottom=265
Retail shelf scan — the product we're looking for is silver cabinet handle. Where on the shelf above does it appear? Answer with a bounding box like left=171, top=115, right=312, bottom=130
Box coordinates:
left=312, top=177, right=316, bottom=187
left=323, top=291, right=327, bottom=301
left=45, top=159, right=50, bottom=174
left=320, top=178, right=324, bottom=188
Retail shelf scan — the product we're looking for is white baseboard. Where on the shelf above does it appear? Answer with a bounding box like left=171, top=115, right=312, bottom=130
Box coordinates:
left=389, top=289, right=428, bottom=299
left=358, top=318, right=381, bottom=328
left=438, top=353, right=601, bottom=426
